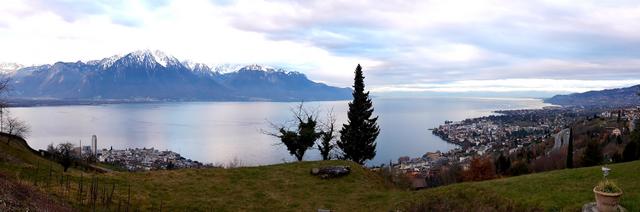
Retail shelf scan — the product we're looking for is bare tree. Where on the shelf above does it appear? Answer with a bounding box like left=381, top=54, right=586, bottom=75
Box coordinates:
left=2, top=112, right=30, bottom=145
left=318, top=109, right=337, bottom=160
left=6, top=116, right=30, bottom=138
left=0, top=76, right=11, bottom=132
left=57, top=142, right=75, bottom=172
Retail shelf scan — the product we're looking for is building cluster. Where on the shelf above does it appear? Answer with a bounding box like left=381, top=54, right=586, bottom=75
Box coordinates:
left=599, top=107, right=640, bottom=132
left=72, top=134, right=99, bottom=159
left=391, top=108, right=597, bottom=188
left=98, top=147, right=205, bottom=171
left=390, top=151, right=451, bottom=188
left=431, top=108, right=590, bottom=157
left=396, top=151, right=448, bottom=172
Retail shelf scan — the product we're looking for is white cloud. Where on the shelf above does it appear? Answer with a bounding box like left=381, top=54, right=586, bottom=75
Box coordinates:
left=0, top=0, right=377, bottom=86
left=1, top=0, right=640, bottom=91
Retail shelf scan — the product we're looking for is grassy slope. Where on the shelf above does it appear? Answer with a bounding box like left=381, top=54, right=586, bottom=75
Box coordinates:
left=113, top=160, right=407, bottom=211
left=1, top=136, right=639, bottom=211
left=405, top=162, right=640, bottom=211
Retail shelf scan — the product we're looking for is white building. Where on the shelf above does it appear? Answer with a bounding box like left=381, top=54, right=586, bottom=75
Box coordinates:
left=91, top=135, right=98, bottom=157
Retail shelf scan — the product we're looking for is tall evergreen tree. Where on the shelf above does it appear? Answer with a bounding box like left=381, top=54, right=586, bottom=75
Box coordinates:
left=566, top=128, right=574, bottom=168
left=337, top=64, right=380, bottom=164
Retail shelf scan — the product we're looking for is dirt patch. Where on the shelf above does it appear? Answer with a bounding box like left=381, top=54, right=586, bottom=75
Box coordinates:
left=0, top=172, right=73, bottom=211
left=0, top=149, right=23, bottom=164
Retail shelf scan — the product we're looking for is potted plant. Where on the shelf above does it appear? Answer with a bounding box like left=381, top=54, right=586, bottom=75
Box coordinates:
left=593, top=166, right=623, bottom=212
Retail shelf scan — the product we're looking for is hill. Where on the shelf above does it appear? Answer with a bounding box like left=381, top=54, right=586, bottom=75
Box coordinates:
left=4, top=50, right=351, bottom=102
left=545, top=85, right=640, bottom=108
left=1, top=135, right=639, bottom=211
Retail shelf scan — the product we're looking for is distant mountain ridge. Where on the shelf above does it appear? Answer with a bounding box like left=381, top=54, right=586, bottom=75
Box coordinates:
left=4, top=50, right=351, bottom=102
left=545, top=84, right=640, bottom=108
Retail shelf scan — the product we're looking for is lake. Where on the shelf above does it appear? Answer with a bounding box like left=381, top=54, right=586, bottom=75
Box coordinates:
left=10, top=97, right=551, bottom=166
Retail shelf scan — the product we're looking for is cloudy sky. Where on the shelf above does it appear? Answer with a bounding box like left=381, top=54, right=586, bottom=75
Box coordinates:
left=2, top=0, right=640, bottom=95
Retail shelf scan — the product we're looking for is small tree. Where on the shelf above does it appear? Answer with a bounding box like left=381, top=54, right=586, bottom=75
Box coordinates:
left=463, top=157, right=496, bottom=181
left=566, top=128, right=574, bottom=168
left=622, top=141, right=639, bottom=162
left=4, top=116, right=30, bottom=144
left=57, top=142, right=75, bottom=172
left=508, top=160, right=531, bottom=176
left=6, top=117, right=30, bottom=137
left=338, top=64, right=380, bottom=164
left=317, top=110, right=337, bottom=160
left=0, top=76, right=11, bottom=132
left=269, top=104, right=321, bottom=161
left=616, top=135, right=623, bottom=145
left=582, top=139, right=603, bottom=167
left=495, top=153, right=511, bottom=175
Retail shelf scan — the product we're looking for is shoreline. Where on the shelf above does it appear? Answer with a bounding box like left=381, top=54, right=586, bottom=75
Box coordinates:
left=15, top=97, right=551, bottom=167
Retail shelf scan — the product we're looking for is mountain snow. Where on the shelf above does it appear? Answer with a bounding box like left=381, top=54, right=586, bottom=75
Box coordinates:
left=5, top=50, right=298, bottom=75
left=127, top=49, right=181, bottom=67
left=4, top=50, right=352, bottom=101
left=212, top=64, right=245, bottom=74
left=86, top=54, right=122, bottom=69
left=0, top=63, right=24, bottom=74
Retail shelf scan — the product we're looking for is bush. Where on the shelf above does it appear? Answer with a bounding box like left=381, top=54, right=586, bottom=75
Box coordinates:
left=508, top=161, right=531, bottom=176
left=495, top=153, right=511, bottom=175
left=462, top=157, right=496, bottom=181
left=595, top=180, right=622, bottom=193
left=375, top=166, right=413, bottom=190
left=622, top=141, right=639, bottom=162
left=581, top=139, right=603, bottom=167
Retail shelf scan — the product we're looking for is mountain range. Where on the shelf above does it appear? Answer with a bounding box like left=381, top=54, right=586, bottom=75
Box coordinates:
left=545, top=84, right=640, bottom=108
left=1, top=50, right=351, bottom=102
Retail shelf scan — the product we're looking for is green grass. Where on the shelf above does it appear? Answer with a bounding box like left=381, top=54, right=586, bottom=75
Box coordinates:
left=403, top=162, right=640, bottom=211
left=112, top=160, right=406, bottom=211
left=1, top=136, right=639, bottom=211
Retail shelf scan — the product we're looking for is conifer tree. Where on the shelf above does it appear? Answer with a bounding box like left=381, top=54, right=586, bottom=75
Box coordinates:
left=566, top=128, right=574, bottom=168
left=337, top=64, right=380, bottom=164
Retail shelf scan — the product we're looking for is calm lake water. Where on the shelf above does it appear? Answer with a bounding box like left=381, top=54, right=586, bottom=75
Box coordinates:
left=11, top=97, right=551, bottom=166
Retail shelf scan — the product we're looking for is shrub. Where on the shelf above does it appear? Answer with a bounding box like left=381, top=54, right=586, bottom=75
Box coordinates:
left=622, top=141, right=639, bottom=162
left=462, top=157, right=496, bottom=182
left=581, top=139, right=603, bottom=167
left=508, top=161, right=531, bottom=176
left=595, top=180, right=622, bottom=193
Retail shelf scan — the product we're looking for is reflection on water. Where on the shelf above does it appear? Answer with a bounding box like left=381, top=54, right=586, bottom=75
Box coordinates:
left=11, top=97, right=550, bottom=166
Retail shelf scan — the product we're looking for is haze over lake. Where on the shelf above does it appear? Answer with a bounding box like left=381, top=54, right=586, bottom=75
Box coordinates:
left=12, top=97, right=551, bottom=166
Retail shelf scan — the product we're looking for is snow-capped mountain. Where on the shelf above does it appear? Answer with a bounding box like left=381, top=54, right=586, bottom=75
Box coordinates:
left=85, top=54, right=121, bottom=69
left=3, top=50, right=351, bottom=101
left=0, top=63, right=25, bottom=74
left=212, top=64, right=246, bottom=74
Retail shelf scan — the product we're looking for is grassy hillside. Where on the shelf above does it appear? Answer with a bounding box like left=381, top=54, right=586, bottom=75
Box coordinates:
left=0, top=137, right=408, bottom=211
left=403, top=162, right=640, bottom=211
left=1, top=135, right=639, bottom=211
